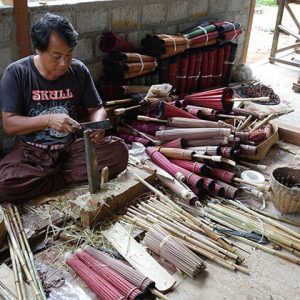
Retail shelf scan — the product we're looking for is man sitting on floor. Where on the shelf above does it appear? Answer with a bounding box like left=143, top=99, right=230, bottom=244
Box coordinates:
left=0, top=13, right=128, bottom=203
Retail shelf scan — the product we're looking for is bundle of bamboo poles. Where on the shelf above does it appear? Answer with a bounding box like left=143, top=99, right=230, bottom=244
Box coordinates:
left=0, top=206, right=46, bottom=300
left=144, top=223, right=206, bottom=278
left=125, top=174, right=248, bottom=273
left=201, top=200, right=300, bottom=265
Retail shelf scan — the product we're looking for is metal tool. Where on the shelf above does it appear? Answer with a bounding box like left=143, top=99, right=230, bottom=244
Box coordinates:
left=80, top=119, right=113, bottom=131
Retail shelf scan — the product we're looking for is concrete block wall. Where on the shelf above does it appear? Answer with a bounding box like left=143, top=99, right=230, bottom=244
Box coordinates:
left=0, top=0, right=254, bottom=154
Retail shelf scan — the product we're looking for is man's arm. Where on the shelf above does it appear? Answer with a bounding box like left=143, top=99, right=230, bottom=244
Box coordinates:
left=2, top=112, right=80, bottom=136
left=86, top=106, right=107, bottom=142
left=87, top=106, right=107, bottom=122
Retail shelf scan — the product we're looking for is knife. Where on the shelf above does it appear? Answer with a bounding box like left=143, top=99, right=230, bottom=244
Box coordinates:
left=80, top=119, right=113, bottom=131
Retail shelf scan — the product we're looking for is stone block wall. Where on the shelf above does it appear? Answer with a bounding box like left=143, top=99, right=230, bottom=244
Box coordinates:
left=0, top=0, right=254, bottom=154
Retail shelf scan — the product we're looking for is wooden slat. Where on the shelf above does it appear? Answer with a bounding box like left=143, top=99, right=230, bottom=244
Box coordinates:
left=242, top=0, right=256, bottom=63
left=273, top=121, right=300, bottom=145
left=103, top=222, right=176, bottom=293
left=13, top=0, right=31, bottom=57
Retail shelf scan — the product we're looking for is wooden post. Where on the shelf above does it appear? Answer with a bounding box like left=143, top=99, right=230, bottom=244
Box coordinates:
left=242, top=0, right=256, bottom=63
left=13, top=0, right=31, bottom=58
left=269, top=0, right=286, bottom=63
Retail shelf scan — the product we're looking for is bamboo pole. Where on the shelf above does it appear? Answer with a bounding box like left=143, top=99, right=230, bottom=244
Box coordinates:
left=8, top=239, right=22, bottom=300
left=0, top=208, right=42, bottom=300
left=231, top=236, right=300, bottom=265
left=230, top=97, right=269, bottom=102
left=13, top=206, right=46, bottom=300
left=150, top=288, right=170, bottom=300
left=249, top=113, right=274, bottom=133
left=236, top=115, right=252, bottom=131
left=114, top=105, right=141, bottom=115
left=0, top=281, right=16, bottom=300
left=250, top=208, right=300, bottom=227
left=105, top=98, right=133, bottom=106
left=228, top=200, right=300, bottom=240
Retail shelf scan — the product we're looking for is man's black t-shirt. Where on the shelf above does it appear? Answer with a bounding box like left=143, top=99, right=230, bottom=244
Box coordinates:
left=0, top=56, right=102, bottom=145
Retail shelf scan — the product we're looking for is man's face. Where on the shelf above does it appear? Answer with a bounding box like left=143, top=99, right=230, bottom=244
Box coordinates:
left=38, top=32, right=73, bottom=80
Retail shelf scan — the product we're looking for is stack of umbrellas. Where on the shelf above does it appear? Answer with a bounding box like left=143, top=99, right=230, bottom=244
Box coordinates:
left=103, top=52, right=157, bottom=80
left=99, top=31, right=135, bottom=53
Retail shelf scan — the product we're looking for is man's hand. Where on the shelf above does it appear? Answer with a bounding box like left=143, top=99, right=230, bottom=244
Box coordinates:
left=48, top=114, right=81, bottom=133
left=89, top=129, right=105, bottom=143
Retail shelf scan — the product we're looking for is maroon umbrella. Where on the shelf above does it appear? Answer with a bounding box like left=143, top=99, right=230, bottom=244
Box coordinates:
left=162, top=138, right=187, bottom=149
left=99, top=32, right=134, bottom=53
left=169, top=159, right=209, bottom=175
left=213, top=47, right=225, bottom=87
left=156, top=101, right=198, bottom=119
left=210, top=183, right=226, bottom=197
left=184, top=87, right=234, bottom=112
left=214, top=180, right=239, bottom=199
left=177, top=52, right=190, bottom=95
left=208, top=166, right=236, bottom=184
left=117, top=133, right=152, bottom=147
left=130, top=120, right=166, bottom=135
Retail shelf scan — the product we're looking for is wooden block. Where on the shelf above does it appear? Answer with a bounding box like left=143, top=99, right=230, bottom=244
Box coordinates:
left=103, top=222, right=176, bottom=293
left=272, top=120, right=300, bottom=145
left=0, top=264, right=33, bottom=299
left=69, top=165, right=156, bottom=228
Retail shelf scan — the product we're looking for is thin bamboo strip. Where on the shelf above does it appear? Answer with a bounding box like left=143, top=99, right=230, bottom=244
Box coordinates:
left=273, top=241, right=300, bottom=257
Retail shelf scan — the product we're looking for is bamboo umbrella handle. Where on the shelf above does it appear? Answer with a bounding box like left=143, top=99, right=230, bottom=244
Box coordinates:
left=239, top=160, right=267, bottom=172
left=236, top=115, right=252, bottom=131
left=137, top=115, right=168, bottom=123
left=122, top=122, right=159, bottom=144
left=105, top=98, right=133, bottom=106
left=231, top=97, right=270, bottom=102
left=249, top=113, right=274, bottom=133
left=114, top=105, right=141, bottom=115
left=217, top=114, right=246, bottom=120
left=150, top=288, right=170, bottom=300
left=193, top=154, right=223, bottom=162
left=233, top=177, right=269, bottom=192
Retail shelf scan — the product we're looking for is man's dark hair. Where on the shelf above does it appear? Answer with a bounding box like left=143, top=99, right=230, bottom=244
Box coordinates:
left=31, top=13, right=78, bottom=51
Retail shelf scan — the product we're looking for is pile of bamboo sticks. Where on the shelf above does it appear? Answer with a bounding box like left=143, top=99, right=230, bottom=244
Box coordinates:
left=0, top=205, right=46, bottom=300
left=124, top=175, right=249, bottom=274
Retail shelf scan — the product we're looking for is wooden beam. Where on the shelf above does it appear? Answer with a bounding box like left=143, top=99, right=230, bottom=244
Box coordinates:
left=273, top=121, right=300, bottom=145
left=242, top=0, right=256, bottom=63
left=13, top=0, right=31, bottom=58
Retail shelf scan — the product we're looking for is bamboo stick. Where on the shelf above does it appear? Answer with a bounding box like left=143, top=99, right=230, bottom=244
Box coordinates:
left=249, top=113, right=274, bottom=133
left=231, top=236, right=300, bottom=265
left=150, top=288, right=170, bottom=300
left=233, top=177, right=269, bottom=192
left=230, top=97, right=269, bottom=102
left=0, top=281, right=16, bottom=300
left=228, top=200, right=300, bottom=240
left=236, top=115, right=252, bottom=131
left=0, top=208, right=42, bottom=300
left=105, top=98, right=133, bottom=106
left=8, top=239, right=22, bottom=300
left=217, top=114, right=246, bottom=120
left=137, top=115, right=168, bottom=123
left=114, top=105, right=141, bottom=115
left=250, top=208, right=300, bottom=227
left=239, top=160, right=267, bottom=172
left=13, top=206, right=46, bottom=300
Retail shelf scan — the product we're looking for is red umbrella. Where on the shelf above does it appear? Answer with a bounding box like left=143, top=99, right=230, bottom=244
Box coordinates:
left=76, top=250, right=143, bottom=300
left=156, top=101, right=198, bottom=119
left=170, top=159, right=209, bottom=175
left=99, top=32, right=134, bottom=53
left=184, top=87, right=234, bottom=112
left=66, top=254, right=124, bottom=300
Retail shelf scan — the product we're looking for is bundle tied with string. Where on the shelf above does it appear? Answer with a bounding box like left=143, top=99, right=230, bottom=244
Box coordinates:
left=144, top=223, right=206, bottom=278
left=84, top=245, right=155, bottom=293
left=142, top=34, right=189, bottom=59
left=75, top=249, right=144, bottom=300
left=103, top=52, right=157, bottom=80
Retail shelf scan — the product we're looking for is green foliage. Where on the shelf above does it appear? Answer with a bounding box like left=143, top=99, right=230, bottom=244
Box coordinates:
left=256, top=0, right=277, bottom=6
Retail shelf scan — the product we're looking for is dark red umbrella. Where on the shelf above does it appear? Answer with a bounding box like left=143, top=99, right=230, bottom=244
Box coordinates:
left=184, top=87, right=234, bottom=112
left=99, top=32, right=134, bottom=53
left=156, top=101, right=198, bottom=119
left=169, top=159, right=209, bottom=175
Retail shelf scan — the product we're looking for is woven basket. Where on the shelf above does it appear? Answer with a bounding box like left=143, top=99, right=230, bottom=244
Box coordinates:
left=243, top=124, right=278, bottom=161
left=270, top=167, right=300, bottom=213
